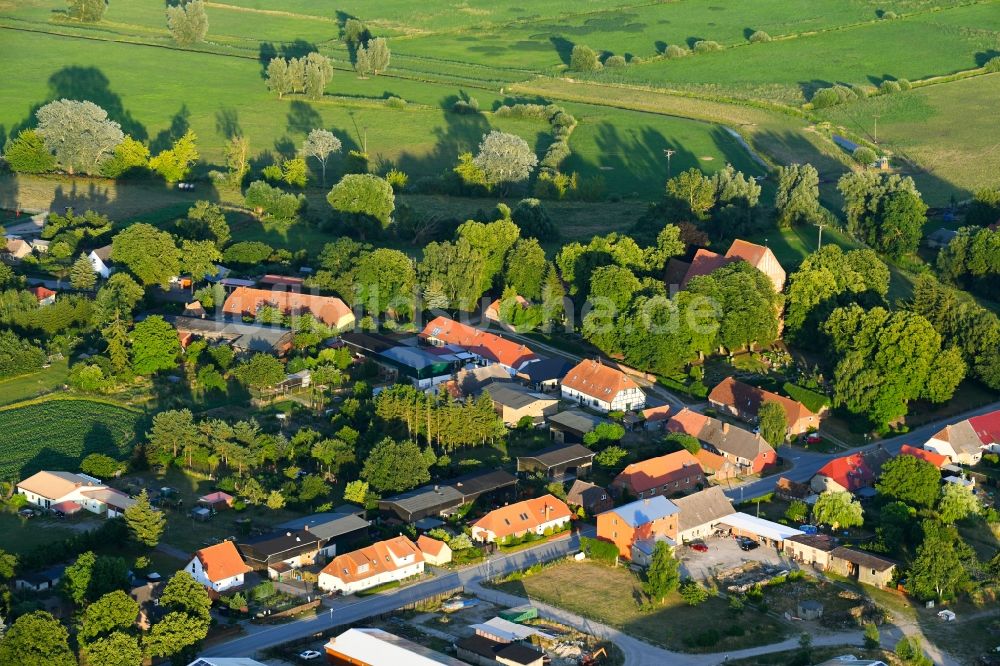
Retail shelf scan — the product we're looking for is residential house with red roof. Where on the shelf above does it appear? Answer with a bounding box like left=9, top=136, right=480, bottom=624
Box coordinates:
left=667, top=408, right=775, bottom=475
left=899, top=444, right=949, bottom=469
left=708, top=376, right=821, bottom=437
left=185, top=541, right=252, bottom=593
left=484, top=294, right=529, bottom=328
left=596, top=496, right=679, bottom=561
left=318, top=536, right=424, bottom=594
left=673, top=239, right=786, bottom=292
left=416, top=535, right=452, bottom=566
left=222, top=286, right=355, bottom=330
left=471, top=494, right=571, bottom=544
left=420, top=316, right=538, bottom=375
left=560, top=359, right=646, bottom=413
left=810, top=448, right=892, bottom=495
left=923, top=409, right=1000, bottom=465
left=31, top=286, right=56, bottom=306
left=611, top=450, right=706, bottom=499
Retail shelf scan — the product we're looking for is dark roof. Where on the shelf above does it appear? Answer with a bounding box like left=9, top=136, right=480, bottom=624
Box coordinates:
left=379, top=485, right=465, bottom=521
left=238, top=529, right=320, bottom=557
left=276, top=512, right=369, bottom=542
left=787, top=533, right=837, bottom=551
left=566, top=479, right=607, bottom=505
left=830, top=546, right=895, bottom=571
left=161, top=315, right=293, bottom=353
left=518, top=444, right=595, bottom=469
left=548, top=409, right=606, bottom=434
left=456, top=635, right=543, bottom=665
left=485, top=383, right=557, bottom=409
left=340, top=330, right=399, bottom=354
left=672, top=486, right=735, bottom=532
left=518, top=357, right=572, bottom=383
left=448, top=469, right=518, bottom=499
left=17, top=564, right=66, bottom=585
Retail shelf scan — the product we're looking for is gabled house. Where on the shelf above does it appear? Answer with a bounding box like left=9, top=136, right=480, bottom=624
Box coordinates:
left=566, top=479, right=613, bottom=515
left=416, top=535, right=452, bottom=566
left=667, top=408, right=776, bottom=475
left=708, top=377, right=821, bottom=437
left=899, top=444, right=949, bottom=469
left=611, top=449, right=706, bottom=499
left=276, top=511, right=370, bottom=559
left=31, top=286, right=56, bottom=306
left=828, top=547, right=896, bottom=589
left=325, top=628, right=468, bottom=666
left=236, top=530, right=321, bottom=579
left=318, top=536, right=424, bottom=594
left=675, top=239, right=786, bottom=292
left=420, top=316, right=538, bottom=375
left=16, top=471, right=135, bottom=518
left=185, top=541, right=252, bottom=593
left=223, top=286, right=355, bottom=330
left=923, top=409, right=1000, bottom=465
left=4, top=237, right=33, bottom=263
left=88, top=245, right=113, bottom=278
left=560, top=359, right=646, bottom=413
left=516, top=357, right=572, bottom=393
left=484, top=383, right=560, bottom=426
left=810, top=448, right=891, bottom=495
left=596, top=496, right=679, bottom=560
left=484, top=294, right=529, bottom=329
left=471, top=494, right=571, bottom=544
left=671, top=486, right=735, bottom=543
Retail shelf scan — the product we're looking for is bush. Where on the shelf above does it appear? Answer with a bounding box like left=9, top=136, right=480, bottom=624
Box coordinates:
left=452, top=97, right=480, bottom=114
left=882, top=10, right=898, bottom=19
left=693, top=40, right=722, bottom=53
left=853, top=146, right=877, bottom=166
left=810, top=88, right=841, bottom=109
left=244, top=180, right=304, bottom=219
left=604, top=55, right=626, bottom=68
left=385, top=168, right=408, bottom=191
left=664, top=44, right=689, bottom=58
left=384, top=96, right=406, bottom=109
left=679, top=580, right=710, bottom=605
left=898, top=78, right=912, bottom=90
left=3, top=129, right=56, bottom=174
left=748, top=30, right=771, bottom=43
left=579, top=536, right=620, bottom=564
left=984, top=56, right=1000, bottom=72
left=880, top=79, right=902, bottom=94
left=570, top=44, right=602, bottom=72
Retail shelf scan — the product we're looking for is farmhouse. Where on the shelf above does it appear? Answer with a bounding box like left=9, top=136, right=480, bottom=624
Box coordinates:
left=596, top=496, right=679, bottom=560
left=566, top=479, right=613, bottom=515
left=470, top=494, right=571, bottom=544
left=185, top=541, right=252, bottom=593
left=785, top=533, right=838, bottom=569
left=88, top=245, right=113, bottom=278
left=276, top=511, right=370, bottom=559
left=923, top=409, right=1000, bottom=465
left=560, top=359, right=646, bottom=413
left=16, top=471, right=136, bottom=518
left=378, top=469, right=518, bottom=522
left=516, top=443, right=595, bottom=481
left=671, top=486, right=735, bottom=543
left=4, top=237, right=34, bottom=262
left=420, top=316, right=538, bottom=374
left=416, top=535, right=452, bottom=566
left=708, top=377, right=821, bottom=436
left=324, top=627, right=467, bottom=666
left=810, top=448, right=891, bottom=495
left=223, top=286, right=355, bottom=330
left=675, top=239, right=786, bottom=292
left=236, top=529, right=321, bottom=578
left=611, top=449, right=706, bottom=499
left=667, top=408, right=776, bottom=475
left=318, top=536, right=424, bottom=594
left=485, top=383, right=560, bottom=426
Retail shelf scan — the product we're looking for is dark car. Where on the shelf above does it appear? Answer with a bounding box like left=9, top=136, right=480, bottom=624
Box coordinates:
left=737, top=537, right=759, bottom=551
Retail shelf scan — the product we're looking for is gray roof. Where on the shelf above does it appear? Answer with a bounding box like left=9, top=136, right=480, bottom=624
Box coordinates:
left=696, top=417, right=771, bottom=461
left=163, top=315, right=293, bottom=353
left=830, top=546, right=895, bottom=572
left=276, top=512, right=369, bottom=541
left=941, top=420, right=988, bottom=456
left=604, top=496, right=678, bottom=528
left=380, top=485, right=465, bottom=519
left=484, top=383, right=558, bottom=409
left=671, top=486, right=735, bottom=532
left=381, top=345, right=456, bottom=370
left=518, top=357, right=573, bottom=383
left=455, top=365, right=512, bottom=395
left=518, top=443, right=594, bottom=469
left=566, top=479, right=607, bottom=505
left=90, top=245, right=113, bottom=262
left=926, top=227, right=958, bottom=243
left=548, top=409, right=606, bottom=434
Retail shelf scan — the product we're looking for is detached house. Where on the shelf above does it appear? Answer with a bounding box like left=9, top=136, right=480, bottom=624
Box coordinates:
left=318, top=536, right=424, bottom=595
left=185, top=540, right=252, bottom=593
left=4, top=238, right=33, bottom=263
left=667, top=409, right=776, bottom=475
left=560, top=359, right=646, bottom=413
left=471, top=494, right=571, bottom=544
left=708, top=377, right=821, bottom=437
left=223, top=286, right=355, bottom=330
left=596, top=496, right=678, bottom=561
left=88, top=245, right=114, bottom=278
left=923, top=409, right=1000, bottom=465
left=31, top=286, right=57, bottom=306
left=420, top=316, right=538, bottom=375
left=810, top=448, right=891, bottom=495
left=16, top=471, right=136, bottom=518
left=611, top=450, right=706, bottom=499
left=675, top=239, right=786, bottom=292
left=237, top=529, right=321, bottom=579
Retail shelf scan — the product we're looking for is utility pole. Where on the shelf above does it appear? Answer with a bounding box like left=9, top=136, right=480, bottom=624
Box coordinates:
left=663, top=148, right=676, bottom=179
left=816, top=221, right=826, bottom=250
left=873, top=113, right=880, bottom=144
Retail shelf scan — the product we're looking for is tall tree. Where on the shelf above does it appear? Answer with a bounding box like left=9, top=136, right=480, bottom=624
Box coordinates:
left=876, top=455, right=941, bottom=508
left=83, top=632, right=142, bottom=666
left=78, top=590, right=140, bottom=644
left=758, top=400, right=787, bottom=447
left=180, top=239, right=222, bottom=282
left=907, top=521, right=971, bottom=600
left=812, top=491, right=863, bottom=529
left=418, top=238, right=486, bottom=311
left=303, top=52, right=334, bottom=99
left=687, top=260, right=782, bottom=352
left=111, top=223, right=180, bottom=288
left=472, top=131, right=538, bottom=192
left=166, top=0, right=209, bottom=46
left=123, top=490, right=165, bottom=547
left=354, top=43, right=373, bottom=77
left=300, top=129, right=342, bottom=187
left=61, top=550, right=97, bottom=605
left=266, top=57, right=293, bottom=98
left=148, top=129, right=199, bottom=182
left=67, top=0, right=107, bottom=21
left=504, top=237, right=547, bottom=300
left=366, top=37, right=391, bottom=74
left=666, top=168, right=715, bottom=220
left=3, top=129, right=56, bottom=174
left=220, top=135, right=250, bottom=188
left=94, top=273, right=145, bottom=324
left=70, top=253, right=97, bottom=290
left=160, top=571, right=212, bottom=621
left=354, top=249, right=415, bottom=317
left=0, top=611, right=76, bottom=666
left=774, top=163, right=822, bottom=227
left=361, top=437, right=431, bottom=493
left=233, top=353, right=285, bottom=389
left=130, top=315, right=180, bottom=375
left=937, top=483, right=979, bottom=523
left=327, top=174, right=396, bottom=231
left=643, top=541, right=680, bottom=602
left=569, top=44, right=601, bottom=72
left=35, top=99, right=124, bottom=175
left=457, top=218, right=522, bottom=296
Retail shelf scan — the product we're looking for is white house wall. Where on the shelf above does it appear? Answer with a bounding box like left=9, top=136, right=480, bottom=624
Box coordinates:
left=317, top=562, right=424, bottom=594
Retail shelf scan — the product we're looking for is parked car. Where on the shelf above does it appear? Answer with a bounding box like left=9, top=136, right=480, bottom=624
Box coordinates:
left=688, top=542, right=709, bottom=553
left=17, top=508, right=36, bottom=518
left=298, top=650, right=322, bottom=660
left=737, top=537, right=759, bottom=551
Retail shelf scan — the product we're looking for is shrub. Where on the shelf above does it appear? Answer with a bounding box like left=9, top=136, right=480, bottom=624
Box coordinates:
left=748, top=30, right=772, bottom=43
left=579, top=536, right=620, bottom=564
left=882, top=10, right=898, bottom=19
left=880, top=79, right=902, bottom=94
left=664, top=44, right=689, bottom=58
left=898, top=78, right=912, bottom=90
left=570, top=44, right=602, bottom=72
left=810, top=88, right=840, bottom=109
left=3, top=129, right=56, bottom=174
left=679, top=580, right=710, bottom=605
left=853, top=146, right=878, bottom=165
left=452, top=97, right=480, bottom=114
left=984, top=56, right=1000, bottom=72
left=385, top=96, right=406, bottom=109
left=693, top=40, right=722, bottom=53
left=604, top=55, right=627, bottom=68
left=630, top=55, right=645, bottom=64
left=244, top=180, right=304, bottom=219
left=385, top=168, right=408, bottom=191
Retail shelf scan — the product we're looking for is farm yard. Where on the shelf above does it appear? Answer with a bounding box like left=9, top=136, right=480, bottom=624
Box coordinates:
left=0, top=398, right=142, bottom=479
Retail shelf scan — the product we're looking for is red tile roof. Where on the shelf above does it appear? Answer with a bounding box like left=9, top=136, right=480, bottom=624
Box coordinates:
left=814, top=452, right=878, bottom=492
left=642, top=405, right=672, bottom=423
left=416, top=535, right=448, bottom=558
left=31, top=286, right=56, bottom=301
left=561, top=359, right=640, bottom=401
left=258, top=274, right=305, bottom=287
left=321, top=536, right=423, bottom=585
left=726, top=239, right=786, bottom=290
left=420, top=316, right=538, bottom=370
left=680, top=249, right=731, bottom=288
left=899, top=445, right=949, bottom=468
left=472, top=494, right=571, bottom=541
left=195, top=541, right=251, bottom=583
left=613, top=450, right=705, bottom=494
left=969, top=409, right=1000, bottom=446
left=709, top=376, right=817, bottom=425
left=222, top=287, right=353, bottom=328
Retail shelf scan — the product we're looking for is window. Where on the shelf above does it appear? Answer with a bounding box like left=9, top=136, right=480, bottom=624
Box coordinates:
left=601, top=494, right=607, bottom=500
left=613, top=518, right=617, bottom=525
left=613, top=531, right=617, bottom=539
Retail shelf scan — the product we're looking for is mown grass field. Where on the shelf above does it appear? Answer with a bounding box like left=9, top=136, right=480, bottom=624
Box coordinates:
left=0, top=397, right=141, bottom=479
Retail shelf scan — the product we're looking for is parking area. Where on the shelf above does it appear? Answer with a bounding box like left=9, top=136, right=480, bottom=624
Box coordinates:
left=677, top=534, right=795, bottom=582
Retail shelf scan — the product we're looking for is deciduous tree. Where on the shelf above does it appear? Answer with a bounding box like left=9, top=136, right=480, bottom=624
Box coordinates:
left=666, top=168, right=715, bottom=220
left=643, top=541, right=680, bottom=602
left=327, top=174, right=395, bottom=230
left=300, top=129, right=342, bottom=187
left=354, top=248, right=415, bottom=316
left=36, top=99, right=124, bottom=175
left=774, top=163, right=822, bottom=227
left=233, top=353, right=285, bottom=389
left=361, top=437, right=431, bottom=493
left=938, top=482, right=979, bottom=523
left=472, top=131, right=538, bottom=192
left=166, top=0, right=208, bottom=46
left=812, top=491, right=863, bottom=530
left=0, top=611, right=76, bottom=666
left=78, top=590, right=139, bottom=644
left=83, top=632, right=142, bottom=666
left=130, top=315, right=180, bottom=375
left=366, top=37, right=391, bottom=74
left=570, top=44, right=601, bottom=72
left=67, top=0, right=107, bottom=21
left=3, top=129, right=56, bottom=174
left=758, top=400, right=787, bottom=447
left=148, top=129, right=199, bottom=182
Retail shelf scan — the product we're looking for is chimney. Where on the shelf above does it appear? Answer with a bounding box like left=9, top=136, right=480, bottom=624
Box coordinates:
left=643, top=498, right=650, bottom=506
left=303, top=525, right=309, bottom=532
left=544, top=504, right=551, bottom=521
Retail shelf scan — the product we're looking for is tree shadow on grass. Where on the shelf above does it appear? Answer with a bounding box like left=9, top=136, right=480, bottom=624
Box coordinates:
left=47, top=66, right=148, bottom=141
left=215, top=107, right=242, bottom=139
left=550, top=36, right=575, bottom=66
left=150, top=105, right=191, bottom=154
left=286, top=101, right=323, bottom=137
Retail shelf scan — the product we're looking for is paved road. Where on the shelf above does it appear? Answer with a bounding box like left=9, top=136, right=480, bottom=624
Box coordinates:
left=724, top=400, right=1000, bottom=501
left=198, top=527, right=594, bottom=658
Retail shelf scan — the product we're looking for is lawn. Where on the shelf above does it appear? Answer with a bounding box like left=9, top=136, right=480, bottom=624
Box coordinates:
left=0, top=358, right=69, bottom=407
left=0, top=397, right=142, bottom=480
left=495, top=560, right=787, bottom=652
left=0, top=511, right=100, bottom=556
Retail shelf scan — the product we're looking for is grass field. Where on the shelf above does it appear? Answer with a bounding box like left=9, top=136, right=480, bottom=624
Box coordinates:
left=496, top=560, right=787, bottom=652
left=0, top=358, right=69, bottom=406
left=0, top=397, right=141, bottom=479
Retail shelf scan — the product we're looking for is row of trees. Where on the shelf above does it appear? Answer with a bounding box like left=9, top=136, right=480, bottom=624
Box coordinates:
left=374, top=385, right=508, bottom=451
left=265, top=53, right=335, bottom=100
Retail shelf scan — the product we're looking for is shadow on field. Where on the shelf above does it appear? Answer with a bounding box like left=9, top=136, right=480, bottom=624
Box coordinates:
left=286, top=101, right=322, bottom=137
left=0, top=167, right=17, bottom=213
left=150, top=105, right=191, bottom=154
left=797, top=79, right=835, bottom=101
left=550, top=36, right=575, bottom=66
left=976, top=49, right=1000, bottom=66
left=215, top=107, right=242, bottom=139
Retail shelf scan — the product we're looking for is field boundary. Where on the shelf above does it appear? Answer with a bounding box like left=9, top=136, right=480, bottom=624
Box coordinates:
left=0, top=393, right=143, bottom=415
